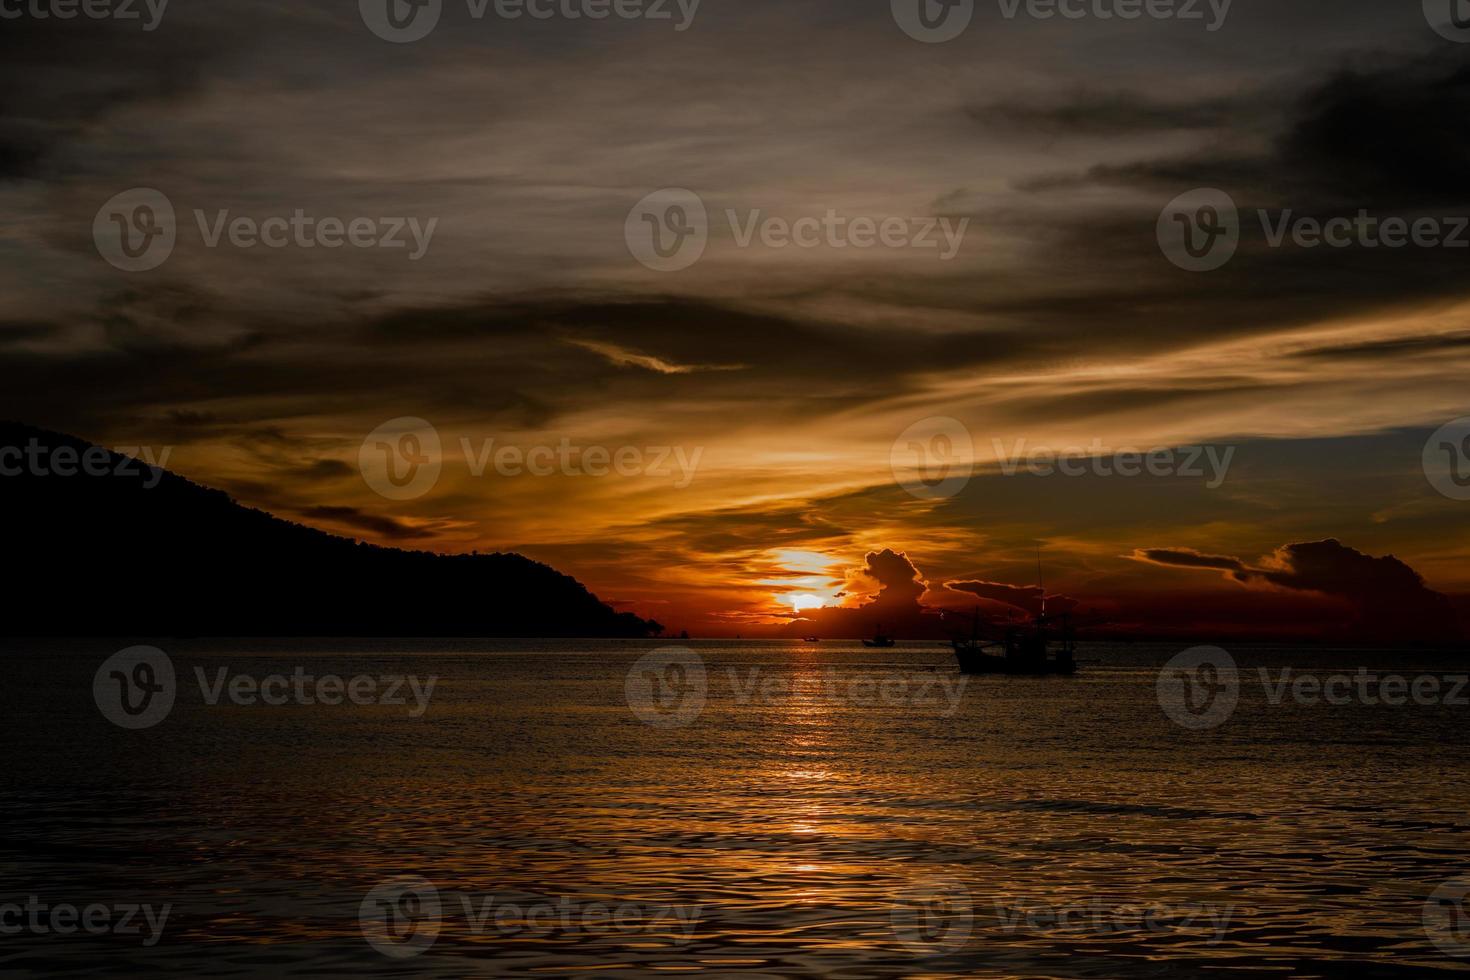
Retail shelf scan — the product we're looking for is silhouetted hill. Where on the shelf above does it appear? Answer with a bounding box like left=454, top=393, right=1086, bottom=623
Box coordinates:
left=0, top=422, right=662, bottom=638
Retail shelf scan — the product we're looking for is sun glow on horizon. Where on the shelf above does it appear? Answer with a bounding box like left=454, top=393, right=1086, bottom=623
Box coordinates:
left=786, top=593, right=828, bottom=613
left=766, top=549, right=848, bottom=616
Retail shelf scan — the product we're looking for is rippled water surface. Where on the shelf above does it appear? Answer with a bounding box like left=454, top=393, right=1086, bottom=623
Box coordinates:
left=4, top=639, right=1469, bottom=977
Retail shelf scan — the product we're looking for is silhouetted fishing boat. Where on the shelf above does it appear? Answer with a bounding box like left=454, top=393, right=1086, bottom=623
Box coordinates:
left=803, top=636, right=820, bottom=643
left=952, top=607, right=1076, bottom=675
left=861, top=624, right=895, bottom=648
left=951, top=550, right=1077, bottom=675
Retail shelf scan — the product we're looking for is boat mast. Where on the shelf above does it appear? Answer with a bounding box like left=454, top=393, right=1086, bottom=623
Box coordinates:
left=1036, top=545, right=1045, bottom=621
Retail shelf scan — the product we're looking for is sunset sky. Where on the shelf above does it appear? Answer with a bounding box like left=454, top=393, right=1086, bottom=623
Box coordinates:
left=3, top=0, right=1469, bottom=638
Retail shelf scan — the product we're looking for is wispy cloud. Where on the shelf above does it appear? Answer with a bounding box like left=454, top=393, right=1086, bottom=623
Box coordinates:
left=564, top=338, right=744, bottom=375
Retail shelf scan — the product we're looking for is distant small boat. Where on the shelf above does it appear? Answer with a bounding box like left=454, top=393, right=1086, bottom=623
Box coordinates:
left=861, top=624, right=896, bottom=648
left=803, top=636, right=821, bottom=643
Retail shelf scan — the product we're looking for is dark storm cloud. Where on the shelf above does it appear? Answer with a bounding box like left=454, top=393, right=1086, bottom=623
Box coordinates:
left=362, top=294, right=956, bottom=386
left=0, top=17, right=215, bottom=179
left=966, top=91, right=1257, bottom=136
left=961, top=47, right=1470, bottom=351
left=9, top=5, right=1466, bottom=436
left=1133, top=549, right=1247, bottom=573
left=946, top=580, right=1080, bottom=616
left=1021, top=49, right=1470, bottom=206
left=1133, top=539, right=1459, bottom=641
left=791, top=549, right=943, bottom=638
left=1253, top=540, right=1448, bottom=605
left=1288, top=331, right=1470, bottom=361
left=997, top=382, right=1276, bottom=425
left=0, top=319, right=56, bottom=344
left=851, top=548, right=926, bottom=608
left=0, top=289, right=1057, bottom=442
